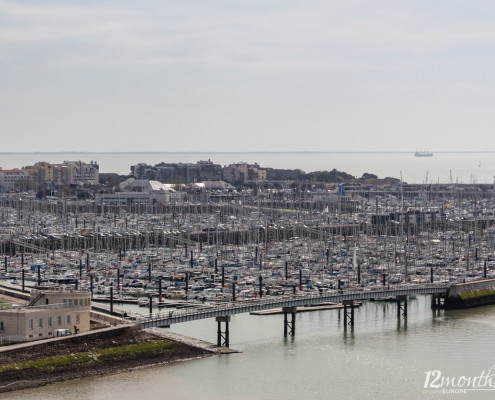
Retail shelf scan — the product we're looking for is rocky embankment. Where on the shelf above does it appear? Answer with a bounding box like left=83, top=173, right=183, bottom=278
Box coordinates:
left=0, top=325, right=214, bottom=393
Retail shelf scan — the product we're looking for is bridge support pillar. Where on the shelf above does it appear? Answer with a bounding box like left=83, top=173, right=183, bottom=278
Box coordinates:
left=396, top=295, right=407, bottom=319
left=283, top=307, right=297, bottom=337
left=343, top=300, right=354, bottom=327
left=216, top=316, right=231, bottom=347
left=110, top=287, right=114, bottom=314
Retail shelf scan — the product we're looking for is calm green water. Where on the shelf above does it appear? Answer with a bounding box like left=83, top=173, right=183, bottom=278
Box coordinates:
left=4, top=296, right=495, bottom=400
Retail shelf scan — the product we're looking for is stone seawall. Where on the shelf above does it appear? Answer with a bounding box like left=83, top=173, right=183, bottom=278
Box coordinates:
left=445, top=279, right=495, bottom=309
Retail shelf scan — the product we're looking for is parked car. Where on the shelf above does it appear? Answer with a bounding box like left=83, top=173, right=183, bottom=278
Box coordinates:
left=53, top=329, right=72, bottom=337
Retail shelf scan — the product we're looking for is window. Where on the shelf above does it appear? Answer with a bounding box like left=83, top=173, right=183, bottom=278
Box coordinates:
left=76, top=314, right=80, bottom=324
left=68, top=299, right=73, bottom=307
left=67, top=315, right=71, bottom=324
left=0, top=321, right=4, bottom=332
left=39, top=318, right=43, bottom=328
left=58, top=316, right=62, bottom=326
left=48, top=317, right=52, bottom=328
left=29, top=319, right=33, bottom=330
left=74, top=299, right=78, bottom=306
left=63, top=299, right=68, bottom=306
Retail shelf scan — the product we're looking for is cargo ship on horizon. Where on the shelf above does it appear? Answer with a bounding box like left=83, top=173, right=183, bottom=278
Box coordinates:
left=414, top=151, right=433, bottom=157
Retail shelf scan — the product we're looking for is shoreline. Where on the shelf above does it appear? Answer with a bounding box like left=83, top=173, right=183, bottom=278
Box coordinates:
left=0, top=352, right=214, bottom=393
left=0, top=325, right=236, bottom=394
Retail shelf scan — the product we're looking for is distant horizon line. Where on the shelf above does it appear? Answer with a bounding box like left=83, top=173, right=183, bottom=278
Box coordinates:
left=1, top=151, right=495, bottom=155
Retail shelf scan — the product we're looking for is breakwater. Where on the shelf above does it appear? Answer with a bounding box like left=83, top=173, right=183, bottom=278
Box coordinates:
left=445, top=278, right=495, bottom=309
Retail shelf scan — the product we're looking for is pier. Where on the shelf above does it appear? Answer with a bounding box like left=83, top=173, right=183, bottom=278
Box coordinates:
left=138, top=284, right=448, bottom=342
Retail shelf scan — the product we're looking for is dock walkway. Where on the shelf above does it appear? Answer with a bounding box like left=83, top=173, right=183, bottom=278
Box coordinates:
left=146, top=328, right=239, bottom=354
left=250, top=302, right=361, bottom=315
left=138, top=284, right=448, bottom=328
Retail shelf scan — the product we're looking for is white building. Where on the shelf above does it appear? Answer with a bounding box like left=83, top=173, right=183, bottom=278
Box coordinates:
left=63, top=160, right=99, bottom=185
left=313, top=192, right=342, bottom=204
left=0, top=288, right=91, bottom=343
left=188, top=181, right=233, bottom=191
left=95, top=179, right=181, bottom=206
left=0, top=168, right=29, bottom=190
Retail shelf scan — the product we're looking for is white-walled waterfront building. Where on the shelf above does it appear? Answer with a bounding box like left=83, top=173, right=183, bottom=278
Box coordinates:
left=0, top=289, right=91, bottom=343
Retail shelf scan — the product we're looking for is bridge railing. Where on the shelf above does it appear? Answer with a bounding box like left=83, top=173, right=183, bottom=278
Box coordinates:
left=136, top=283, right=449, bottom=326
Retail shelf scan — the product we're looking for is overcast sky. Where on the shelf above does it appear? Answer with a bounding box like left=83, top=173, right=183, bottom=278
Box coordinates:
left=1, top=0, right=495, bottom=152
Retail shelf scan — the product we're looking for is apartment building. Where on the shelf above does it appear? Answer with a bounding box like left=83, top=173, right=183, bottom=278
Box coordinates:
left=0, top=168, right=29, bottom=190
left=223, top=162, right=267, bottom=184
left=23, top=160, right=99, bottom=188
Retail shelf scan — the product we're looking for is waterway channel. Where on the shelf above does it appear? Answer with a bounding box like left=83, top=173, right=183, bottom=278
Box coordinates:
left=4, top=295, right=495, bottom=399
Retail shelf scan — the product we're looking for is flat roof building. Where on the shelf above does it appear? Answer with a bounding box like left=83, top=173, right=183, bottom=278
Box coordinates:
left=0, top=288, right=91, bottom=344
left=0, top=169, right=29, bottom=190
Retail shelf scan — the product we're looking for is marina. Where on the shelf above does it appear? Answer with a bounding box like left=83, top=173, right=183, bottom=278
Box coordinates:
left=1, top=155, right=495, bottom=398
left=2, top=179, right=495, bottom=329
left=4, top=0, right=495, bottom=396
left=2, top=175, right=495, bottom=307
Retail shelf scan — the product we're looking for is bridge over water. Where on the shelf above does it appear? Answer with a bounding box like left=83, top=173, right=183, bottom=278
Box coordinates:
left=138, top=284, right=449, bottom=346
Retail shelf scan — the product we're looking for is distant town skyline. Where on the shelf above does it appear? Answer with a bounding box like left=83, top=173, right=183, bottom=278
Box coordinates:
left=2, top=0, right=495, bottom=153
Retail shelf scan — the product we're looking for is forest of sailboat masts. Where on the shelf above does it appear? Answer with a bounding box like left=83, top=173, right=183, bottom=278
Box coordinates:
left=1, top=183, right=495, bottom=300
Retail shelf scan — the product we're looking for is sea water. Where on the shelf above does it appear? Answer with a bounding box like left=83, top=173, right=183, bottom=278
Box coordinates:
left=4, top=296, right=495, bottom=400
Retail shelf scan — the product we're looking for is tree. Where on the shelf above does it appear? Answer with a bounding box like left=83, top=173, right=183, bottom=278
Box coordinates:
left=13, top=178, right=35, bottom=191
left=77, top=191, right=91, bottom=200
left=360, top=173, right=378, bottom=180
